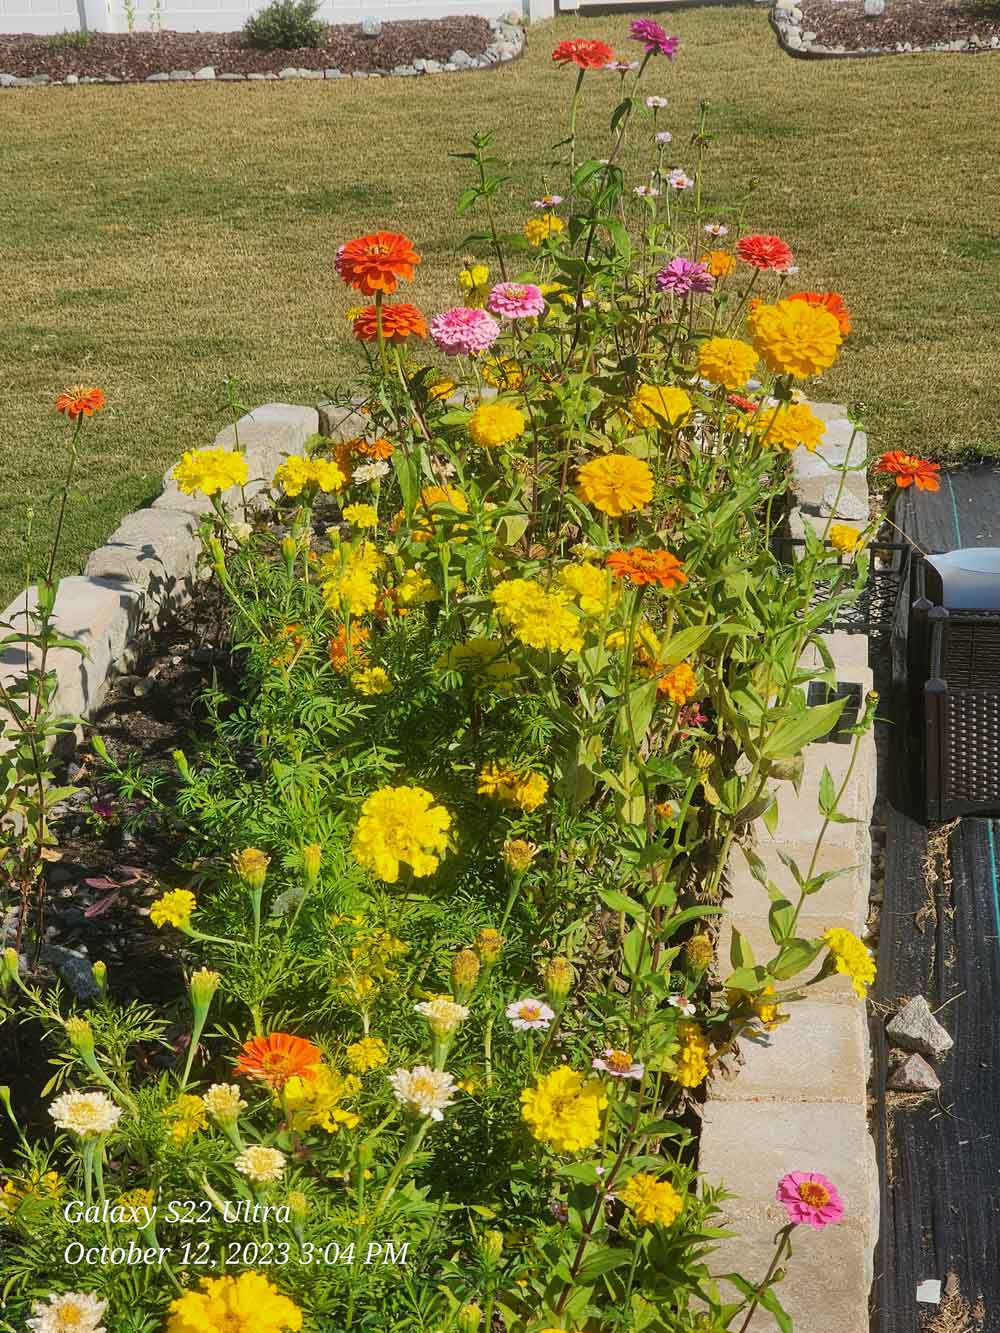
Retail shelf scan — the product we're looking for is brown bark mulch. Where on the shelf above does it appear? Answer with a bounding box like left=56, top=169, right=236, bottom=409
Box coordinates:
left=0, top=15, right=494, bottom=79
left=797, top=0, right=1000, bottom=49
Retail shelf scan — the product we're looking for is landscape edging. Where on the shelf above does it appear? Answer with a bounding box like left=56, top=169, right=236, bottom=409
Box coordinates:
left=771, top=0, right=1000, bottom=57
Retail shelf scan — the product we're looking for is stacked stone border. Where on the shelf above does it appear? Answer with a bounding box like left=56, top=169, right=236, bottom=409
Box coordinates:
left=0, top=398, right=878, bottom=1328
left=771, top=0, right=1000, bottom=57
left=700, top=404, right=878, bottom=1331
left=0, top=13, right=524, bottom=88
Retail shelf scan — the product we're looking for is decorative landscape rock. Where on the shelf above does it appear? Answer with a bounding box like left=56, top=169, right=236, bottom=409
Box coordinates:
left=887, top=1052, right=941, bottom=1092
left=886, top=995, right=954, bottom=1060
left=360, top=16, right=382, bottom=36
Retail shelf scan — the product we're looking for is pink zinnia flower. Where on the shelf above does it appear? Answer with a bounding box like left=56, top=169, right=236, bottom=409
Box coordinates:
left=776, top=1172, right=844, bottom=1230
left=430, top=307, right=501, bottom=357
left=593, top=1048, right=645, bottom=1080
left=667, top=169, right=694, bottom=191
left=506, top=998, right=555, bottom=1031
left=630, top=19, right=679, bottom=57
left=656, top=258, right=714, bottom=295
left=532, top=194, right=564, bottom=208
left=487, top=282, right=546, bottom=320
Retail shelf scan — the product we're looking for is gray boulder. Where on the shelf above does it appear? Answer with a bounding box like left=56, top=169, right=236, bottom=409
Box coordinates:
left=887, top=1052, right=941, bottom=1093
left=886, top=995, right=954, bottom=1060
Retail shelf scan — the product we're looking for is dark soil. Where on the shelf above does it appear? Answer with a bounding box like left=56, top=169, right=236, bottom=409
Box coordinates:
left=0, top=15, right=493, bottom=80
left=797, top=0, right=1000, bottom=49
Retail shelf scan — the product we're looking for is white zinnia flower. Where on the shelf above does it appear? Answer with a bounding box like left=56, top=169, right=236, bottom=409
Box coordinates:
left=592, top=1048, right=645, bottom=1080
left=389, top=1066, right=457, bottom=1121
left=48, top=1091, right=122, bottom=1140
left=234, top=1145, right=286, bottom=1183
left=415, top=998, right=469, bottom=1038
left=704, top=222, right=729, bottom=237
left=506, top=998, right=555, bottom=1031
left=645, top=95, right=669, bottom=108
left=655, top=131, right=673, bottom=144
left=203, top=1083, right=247, bottom=1122
left=27, top=1292, right=107, bottom=1333
left=667, top=169, right=694, bottom=191
left=352, top=461, right=390, bottom=483
left=668, top=994, right=696, bottom=1016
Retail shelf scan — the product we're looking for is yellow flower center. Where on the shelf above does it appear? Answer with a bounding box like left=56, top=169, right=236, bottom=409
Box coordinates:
left=606, top=1049, right=633, bottom=1072
left=411, top=1076, right=437, bottom=1099
left=59, top=1306, right=84, bottom=1327
left=798, top=1181, right=830, bottom=1207
left=519, top=1004, right=542, bottom=1021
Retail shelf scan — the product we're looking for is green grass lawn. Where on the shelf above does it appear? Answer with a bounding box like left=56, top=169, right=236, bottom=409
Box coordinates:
left=1, top=9, right=998, bottom=601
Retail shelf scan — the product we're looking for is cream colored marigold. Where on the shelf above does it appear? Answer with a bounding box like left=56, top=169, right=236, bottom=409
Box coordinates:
left=172, top=447, right=248, bottom=497
left=468, top=401, right=526, bottom=449
left=352, top=785, right=452, bottom=882
left=235, top=1145, right=286, bottom=1184
left=520, top=1065, right=607, bottom=1153
left=166, top=1272, right=303, bottom=1333
left=629, top=384, right=693, bottom=430
left=523, top=212, right=565, bottom=247
left=272, top=456, right=344, bottom=497
left=675, top=1020, right=710, bottom=1088
left=576, top=454, right=654, bottom=518
left=415, top=997, right=469, bottom=1038
left=823, top=927, right=876, bottom=999
left=477, top=762, right=549, bottom=812
left=696, top=337, right=758, bottom=391
left=558, top=562, right=619, bottom=617
left=346, top=1036, right=388, bottom=1073
left=618, top=1173, right=684, bottom=1227
left=748, top=299, right=843, bottom=379
left=203, top=1083, right=247, bottom=1122
left=754, top=401, right=827, bottom=453
left=48, top=1090, right=122, bottom=1139
left=26, top=1291, right=107, bottom=1333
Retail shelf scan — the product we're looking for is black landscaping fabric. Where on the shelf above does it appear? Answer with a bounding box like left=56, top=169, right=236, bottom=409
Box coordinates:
left=874, top=467, right=1000, bottom=1332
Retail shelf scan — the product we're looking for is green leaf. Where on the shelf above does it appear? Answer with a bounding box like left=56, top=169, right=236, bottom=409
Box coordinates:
left=724, top=965, right=769, bottom=991
left=761, top=697, right=846, bottom=760
left=818, top=765, right=838, bottom=816
left=575, top=1250, right=633, bottom=1282
left=771, top=937, right=825, bottom=980
left=598, top=888, right=647, bottom=919
left=610, top=97, right=633, bottom=133
left=768, top=898, right=796, bottom=946
left=659, top=905, right=724, bottom=942
left=730, top=925, right=755, bottom=970
left=456, top=186, right=480, bottom=215
left=655, top=624, right=714, bottom=669
left=761, top=794, right=779, bottom=836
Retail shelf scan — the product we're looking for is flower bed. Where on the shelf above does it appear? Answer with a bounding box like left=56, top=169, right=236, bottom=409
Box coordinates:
left=0, top=24, right=942, bottom=1333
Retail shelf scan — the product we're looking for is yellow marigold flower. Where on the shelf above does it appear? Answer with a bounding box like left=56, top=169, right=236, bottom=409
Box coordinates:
left=482, top=356, right=524, bottom=390
left=115, top=1188, right=155, bottom=1225
left=166, top=1271, right=303, bottom=1332
left=457, top=262, right=490, bottom=306
left=729, top=981, right=784, bottom=1031
left=558, top=562, right=619, bottom=617
left=342, top=503, right=379, bottom=529
left=468, top=401, right=526, bottom=449
left=675, top=1020, right=710, bottom=1088
left=165, top=1094, right=208, bottom=1145
left=352, top=785, right=452, bottom=883
left=704, top=248, right=736, bottom=279
left=477, top=762, right=549, bottom=812
left=352, top=667, right=393, bottom=696
left=829, top=524, right=865, bottom=554
left=393, top=568, right=440, bottom=606
left=576, top=454, right=654, bottom=518
left=492, top=578, right=583, bottom=654
left=502, top=838, right=538, bottom=872
left=284, top=1066, right=361, bottom=1134
left=748, top=298, right=843, bottom=379
left=323, top=566, right=379, bottom=615
left=149, top=889, right=197, bottom=930
left=346, top=1037, right=388, bottom=1074
left=754, top=401, right=826, bottom=453
left=272, top=456, right=344, bottom=497
left=172, top=447, right=248, bottom=497
left=629, top=384, right=693, bottom=430
left=520, top=1066, right=607, bottom=1153
left=457, top=1077, right=478, bottom=1095
left=823, top=927, right=876, bottom=999
left=1, top=1170, right=62, bottom=1215
left=657, top=662, right=697, bottom=705
left=696, top=337, right=758, bottom=391
left=619, top=1173, right=684, bottom=1227
left=523, top=212, right=565, bottom=247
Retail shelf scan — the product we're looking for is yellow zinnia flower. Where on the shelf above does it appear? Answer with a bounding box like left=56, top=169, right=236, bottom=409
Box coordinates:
left=468, top=401, right=526, bottom=449
left=829, top=524, right=865, bottom=554
left=618, top=1173, right=684, bottom=1227
left=558, top=562, right=619, bottom=617
left=675, top=1020, right=710, bottom=1087
left=823, top=927, right=876, bottom=999
left=272, top=457, right=344, bottom=497
left=576, top=454, right=654, bottom=518
left=748, top=298, right=843, bottom=379
left=696, top=337, right=758, bottom=391
left=477, top=762, right=549, bottom=813
left=523, top=212, right=565, bottom=247
left=704, top=248, right=736, bottom=279
left=491, top=579, right=583, bottom=654
left=754, top=402, right=827, bottom=453
left=172, top=447, right=248, bottom=497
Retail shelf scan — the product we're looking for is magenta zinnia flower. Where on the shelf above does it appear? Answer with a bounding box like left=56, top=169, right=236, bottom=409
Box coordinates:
left=487, top=282, right=546, bottom=320
left=430, top=307, right=501, bottom=357
left=776, top=1172, right=844, bottom=1230
left=655, top=258, right=715, bottom=295
left=630, top=19, right=679, bottom=57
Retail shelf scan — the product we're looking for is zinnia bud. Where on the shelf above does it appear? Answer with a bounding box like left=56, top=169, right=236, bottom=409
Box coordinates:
left=91, top=960, right=107, bottom=994
left=451, top=949, right=481, bottom=1004
left=685, top=933, right=714, bottom=971
left=232, top=847, right=269, bottom=891
left=543, top=956, right=573, bottom=1008
left=502, top=838, right=538, bottom=874
left=302, top=842, right=322, bottom=885
left=208, top=536, right=227, bottom=579
left=457, top=1303, right=483, bottom=1333
left=474, top=928, right=505, bottom=968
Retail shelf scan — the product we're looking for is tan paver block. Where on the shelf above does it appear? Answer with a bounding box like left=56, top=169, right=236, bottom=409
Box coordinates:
left=711, top=1002, right=869, bottom=1103
left=728, top=841, right=867, bottom=926
left=718, top=915, right=865, bottom=1004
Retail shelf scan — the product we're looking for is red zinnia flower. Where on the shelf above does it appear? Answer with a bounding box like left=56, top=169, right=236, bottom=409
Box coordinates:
left=56, top=386, right=106, bottom=419
left=234, top=1032, right=323, bottom=1090
left=727, top=393, right=759, bottom=414
left=353, top=303, right=428, bottom=344
left=874, top=451, right=941, bottom=492
left=552, top=38, right=615, bottom=69
left=788, top=290, right=852, bottom=335
left=335, top=231, right=421, bottom=297
left=736, top=234, right=795, bottom=272
left=606, top=548, right=687, bottom=589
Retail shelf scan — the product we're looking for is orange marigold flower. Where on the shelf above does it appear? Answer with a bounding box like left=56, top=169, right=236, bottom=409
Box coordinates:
left=328, top=624, right=370, bottom=672
left=736, top=234, right=795, bottom=271
left=788, top=290, right=853, bottom=335
left=234, top=1032, right=323, bottom=1090
left=704, top=249, right=736, bottom=279
left=56, top=385, right=106, bottom=419
left=657, top=662, right=697, bottom=704
left=607, top=548, right=687, bottom=589
left=552, top=38, right=615, bottom=68
left=336, top=231, right=421, bottom=296
left=874, top=451, right=941, bottom=492
left=356, top=436, right=395, bottom=460
left=353, top=304, right=428, bottom=344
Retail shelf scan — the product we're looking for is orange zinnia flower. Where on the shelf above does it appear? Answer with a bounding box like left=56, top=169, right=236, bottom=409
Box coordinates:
left=874, top=451, right=941, bottom=492
left=335, top=231, right=421, bottom=296
left=328, top=623, right=370, bottom=672
left=552, top=38, right=615, bottom=69
left=353, top=304, right=428, bottom=344
left=606, top=548, right=688, bottom=589
left=56, top=385, right=106, bottom=419
left=234, top=1032, right=323, bottom=1090
left=788, top=290, right=852, bottom=335
left=355, top=436, right=395, bottom=460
